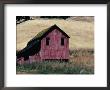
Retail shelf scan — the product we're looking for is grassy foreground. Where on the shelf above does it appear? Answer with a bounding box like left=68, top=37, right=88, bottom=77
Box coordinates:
left=16, top=61, right=94, bottom=74
left=16, top=49, right=94, bottom=74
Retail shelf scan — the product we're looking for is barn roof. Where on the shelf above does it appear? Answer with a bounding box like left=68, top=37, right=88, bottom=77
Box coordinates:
left=27, top=24, right=70, bottom=46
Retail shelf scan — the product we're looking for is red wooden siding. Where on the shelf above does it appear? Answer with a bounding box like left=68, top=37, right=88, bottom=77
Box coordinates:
left=17, top=57, right=30, bottom=65
left=29, top=53, right=41, bottom=63
left=40, top=29, right=69, bottom=60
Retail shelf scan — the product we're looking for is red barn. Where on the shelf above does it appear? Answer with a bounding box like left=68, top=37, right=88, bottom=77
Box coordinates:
left=17, top=24, right=70, bottom=64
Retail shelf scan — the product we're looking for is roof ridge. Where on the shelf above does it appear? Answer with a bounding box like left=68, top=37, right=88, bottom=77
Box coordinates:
left=27, top=24, right=70, bottom=46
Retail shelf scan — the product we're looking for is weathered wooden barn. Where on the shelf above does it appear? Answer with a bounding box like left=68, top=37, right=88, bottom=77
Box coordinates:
left=17, top=24, right=70, bottom=64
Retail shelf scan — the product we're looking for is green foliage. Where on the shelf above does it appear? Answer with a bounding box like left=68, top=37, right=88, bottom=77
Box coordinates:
left=16, top=61, right=94, bottom=74
left=40, top=16, right=70, bottom=19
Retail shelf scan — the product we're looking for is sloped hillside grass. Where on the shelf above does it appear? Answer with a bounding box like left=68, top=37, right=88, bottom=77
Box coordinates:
left=17, top=18, right=94, bottom=50
left=16, top=49, right=94, bottom=74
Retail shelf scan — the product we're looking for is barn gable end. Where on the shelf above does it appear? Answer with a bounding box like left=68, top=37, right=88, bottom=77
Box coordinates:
left=40, top=28, right=69, bottom=60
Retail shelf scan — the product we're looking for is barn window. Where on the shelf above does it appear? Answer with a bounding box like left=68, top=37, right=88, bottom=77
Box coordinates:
left=61, top=37, right=64, bottom=46
left=46, top=37, right=50, bottom=45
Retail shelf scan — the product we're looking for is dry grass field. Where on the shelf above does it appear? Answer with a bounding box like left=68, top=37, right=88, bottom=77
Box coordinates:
left=16, top=17, right=94, bottom=74
left=17, top=17, right=94, bottom=50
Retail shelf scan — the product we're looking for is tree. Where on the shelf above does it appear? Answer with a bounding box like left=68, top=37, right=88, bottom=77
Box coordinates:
left=40, top=16, right=70, bottom=19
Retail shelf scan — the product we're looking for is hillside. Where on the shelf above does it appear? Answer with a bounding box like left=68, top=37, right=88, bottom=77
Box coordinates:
left=16, top=18, right=94, bottom=50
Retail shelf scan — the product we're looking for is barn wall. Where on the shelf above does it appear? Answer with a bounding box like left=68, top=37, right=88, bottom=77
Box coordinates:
left=17, top=53, right=41, bottom=65
left=29, top=53, right=41, bottom=63
left=40, top=29, right=69, bottom=60
left=17, top=57, right=30, bottom=65
left=17, top=57, right=24, bottom=65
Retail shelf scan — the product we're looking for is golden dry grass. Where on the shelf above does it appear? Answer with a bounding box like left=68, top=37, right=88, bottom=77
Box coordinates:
left=17, top=18, right=94, bottom=50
